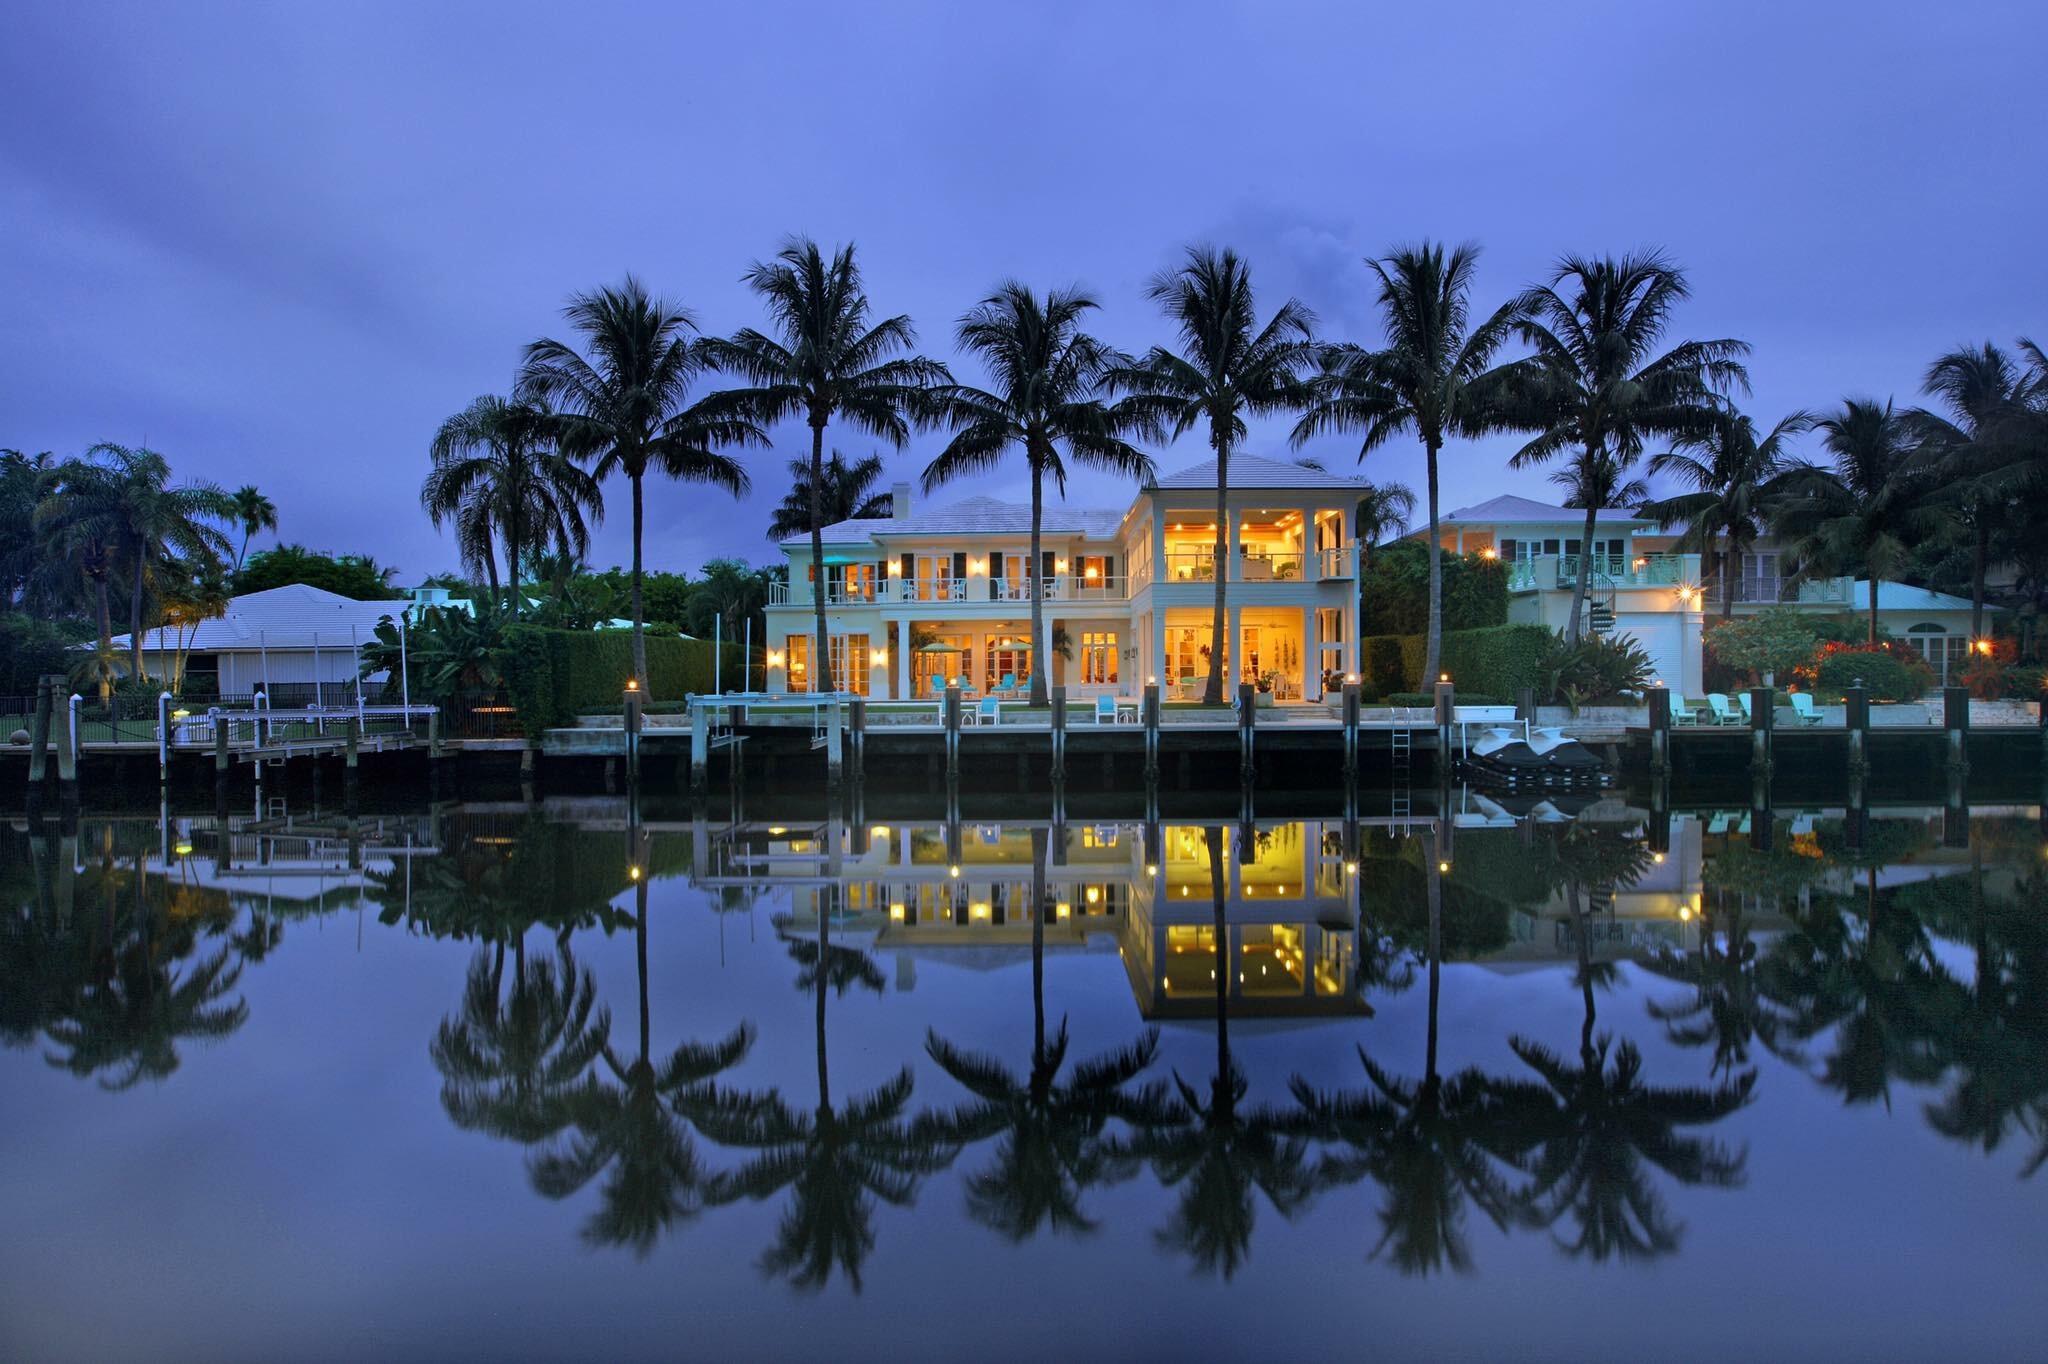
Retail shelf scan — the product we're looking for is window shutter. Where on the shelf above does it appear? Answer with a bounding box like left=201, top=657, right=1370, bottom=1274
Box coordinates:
left=1501, top=538, right=1518, bottom=559
left=1041, top=550, right=1054, bottom=578
left=901, top=552, right=914, bottom=580
left=1104, top=554, right=1116, bottom=580
left=952, top=551, right=966, bottom=578
left=988, top=552, right=1003, bottom=601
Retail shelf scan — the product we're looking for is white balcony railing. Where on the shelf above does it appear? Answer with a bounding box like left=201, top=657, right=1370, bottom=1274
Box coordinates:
left=1698, top=575, right=1854, bottom=605
left=769, top=574, right=1135, bottom=606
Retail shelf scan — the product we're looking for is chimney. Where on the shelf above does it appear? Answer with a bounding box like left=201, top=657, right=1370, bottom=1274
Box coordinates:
left=892, top=481, right=912, bottom=520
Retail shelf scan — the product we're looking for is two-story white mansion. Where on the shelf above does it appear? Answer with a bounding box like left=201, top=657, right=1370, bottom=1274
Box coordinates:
left=764, top=455, right=1368, bottom=702
left=761, top=456, right=1981, bottom=703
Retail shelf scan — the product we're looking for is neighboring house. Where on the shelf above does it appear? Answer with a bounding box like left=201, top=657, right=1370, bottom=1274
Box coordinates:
left=406, top=584, right=475, bottom=620
left=108, top=583, right=401, bottom=704
left=763, top=454, right=1366, bottom=701
left=1414, top=495, right=1982, bottom=690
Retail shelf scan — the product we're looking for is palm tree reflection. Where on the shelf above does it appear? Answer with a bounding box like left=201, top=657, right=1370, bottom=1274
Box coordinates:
left=925, top=827, right=1171, bottom=1240
left=432, top=941, right=610, bottom=1144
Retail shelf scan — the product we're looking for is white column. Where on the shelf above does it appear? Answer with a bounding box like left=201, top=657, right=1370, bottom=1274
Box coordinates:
left=1227, top=603, right=1243, bottom=688
left=895, top=622, right=911, bottom=698
left=1151, top=513, right=1166, bottom=586
left=1150, top=610, right=1166, bottom=689
left=1305, top=606, right=1321, bottom=701
left=1302, top=505, right=1319, bottom=582
left=1225, top=503, right=1239, bottom=583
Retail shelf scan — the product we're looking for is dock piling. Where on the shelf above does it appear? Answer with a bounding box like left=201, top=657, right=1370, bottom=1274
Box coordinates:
left=55, top=694, right=78, bottom=809
left=157, top=690, right=172, bottom=785
left=623, top=685, right=643, bottom=788
left=1434, top=678, right=1456, bottom=768
left=1049, top=687, right=1067, bottom=784
left=212, top=708, right=230, bottom=787
left=1341, top=682, right=1361, bottom=783
left=1845, top=683, right=1869, bottom=774
left=1647, top=686, right=1670, bottom=774
left=689, top=698, right=708, bottom=795
left=1237, top=682, right=1256, bottom=783
left=1141, top=682, right=1160, bottom=784
left=1748, top=685, right=1773, bottom=778
left=848, top=697, right=866, bottom=786
left=27, top=677, right=51, bottom=800
left=943, top=685, right=962, bottom=785
left=1943, top=685, right=1969, bottom=774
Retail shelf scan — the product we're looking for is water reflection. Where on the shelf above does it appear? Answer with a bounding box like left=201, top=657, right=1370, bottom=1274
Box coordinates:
left=3, top=786, right=2045, bottom=1325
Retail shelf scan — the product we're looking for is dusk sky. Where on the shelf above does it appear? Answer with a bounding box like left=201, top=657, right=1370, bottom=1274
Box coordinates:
left=3, top=2, right=2040, bottom=584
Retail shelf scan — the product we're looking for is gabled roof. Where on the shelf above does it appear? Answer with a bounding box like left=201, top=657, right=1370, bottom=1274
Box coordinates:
left=780, top=495, right=1123, bottom=546
left=1151, top=453, right=1366, bottom=491
left=108, top=584, right=403, bottom=652
left=1441, top=494, right=1650, bottom=526
left=1852, top=579, right=1975, bottom=613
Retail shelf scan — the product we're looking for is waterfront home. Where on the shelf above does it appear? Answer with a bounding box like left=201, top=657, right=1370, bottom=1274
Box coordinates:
left=763, top=455, right=1367, bottom=702
left=107, top=583, right=398, bottom=704
left=1418, top=495, right=1980, bottom=690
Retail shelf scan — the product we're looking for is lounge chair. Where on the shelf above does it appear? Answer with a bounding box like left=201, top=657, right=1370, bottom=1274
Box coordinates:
left=1092, top=695, right=1129, bottom=725
left=1670, top=697, right=1706, bottom=726
left=1787, top=692, right=1825, bottom=726
left=1705, top=694, right=1744, bottom=725
left=997, top=672, right=1017, bottom=694
left=967, top=696, right=1001, bottom=726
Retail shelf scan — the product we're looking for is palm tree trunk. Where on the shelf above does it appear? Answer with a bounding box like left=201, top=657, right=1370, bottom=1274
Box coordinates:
left=95, top=574, right=112, bottom=655
left=1970, top=521, right=1987, bottom=640
left=1566, top=495, right=1598, bottom=648
left=1868, top=574, right=1880, bottom=647
left=130, top=546, right=148, bottom=681
left=1029, top=468, right=1048, bottom=708
left=481, top=541, right=501, bottom=606
left=1576, top=879, right=1597, bottom=1058
left=1720, top=547, right=1735, bottom=620
left=1206, top=440, right=1228, bottom=706
left=630, top=474, right=648, bottom=692
left=505, top=516, right=521, bottom=623
left=810, top=421, right=830, bottom=697
left=1424, top=437, right=1444, bottom=684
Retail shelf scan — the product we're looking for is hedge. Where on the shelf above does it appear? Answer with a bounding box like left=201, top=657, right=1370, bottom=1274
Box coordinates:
left=1359, top=624, right=1552, bottom=700
left=1359, top=541, right=1509, bottom=635
left=502, top=626, right=749, bottom=732
left=1814, top=646, right=1935, bottom=703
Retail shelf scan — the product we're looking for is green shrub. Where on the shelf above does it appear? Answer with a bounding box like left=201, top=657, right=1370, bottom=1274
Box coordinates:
left=1815, top=645, right=1935, bottom=702
left=502, top=626, right=748, bottom=731
left=1, top=614, right=92, bottom=692
left=1359, top=542, right=1508, bottom=635
left=1384, top=691, right=1507, bottom=707
left=1703, top=607, right=1820, bottom=682
left=1539, top=632, right=1655, bottom=704
left=1357, top=623, right=1550, bottom=699
left=2005, top=665, right=2047, bottom=700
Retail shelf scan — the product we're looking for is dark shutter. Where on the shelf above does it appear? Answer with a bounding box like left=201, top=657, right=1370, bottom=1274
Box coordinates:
left=901, top=552, right=914, bottom=581
left=988, top=552, right=1003, bottom=601
left=1501, top=538, right=1518, bottom=559
left=1041, top=551, right=1054, bottom=578
left=952, top=551, right=966, bottom=579
left=1103, top=554, right=1116, bottom=581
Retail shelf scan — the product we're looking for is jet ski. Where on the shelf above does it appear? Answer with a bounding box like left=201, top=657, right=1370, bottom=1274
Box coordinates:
left=1525, top=726, right=1614, bottom=788
left=1460, top=725, right=1613, bottom=790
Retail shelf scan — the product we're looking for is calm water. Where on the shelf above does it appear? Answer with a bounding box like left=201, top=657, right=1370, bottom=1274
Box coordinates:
left=3, top=786, right=2045, bottom=1362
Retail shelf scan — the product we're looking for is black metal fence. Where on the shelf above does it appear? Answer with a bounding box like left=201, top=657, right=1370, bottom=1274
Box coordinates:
left=441, top=691, right=524, bottom=739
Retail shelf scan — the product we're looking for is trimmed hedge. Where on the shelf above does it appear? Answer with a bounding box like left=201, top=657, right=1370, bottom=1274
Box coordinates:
left=1359, top=541, right=1509, bottom=635
left=1385, top=691, right=1507, bottom=707
left=1814, top=645, right=1935, bottom=703
left=502, top=626, right=749, bottom=732
left=1359, top=624, right=1552, bottom=700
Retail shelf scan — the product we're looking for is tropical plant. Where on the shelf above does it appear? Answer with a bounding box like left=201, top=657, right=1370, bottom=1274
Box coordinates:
left=1537, top=631, right=1655, bottom=703
left=683, top=558, right=772, bottom=644
left=358, top=602, right=509, bottom=701
left=228, top=485, right=277, bottom=570
left=1642, top=409, right=1811, bottom=617
left=765, top=450, right=893, bottom=542
left=703, top=238, right=947, bottom=696
left=422, top=394, right=602, bottom=616
left=520, top=276, right=761, bottom=690
left=1771, top=399, right=1936, bottom=645
left=1503, top=252, right=1749, bottom=644
left=923, top=283, right=1155, bottom=705
left=1, top=449, right=66, bottom=611
left=1110, top=246, right=1315, bottom=704
left=234, top=543, right=404, bottom=600
left=1292, top=242, right=1524, bottom=683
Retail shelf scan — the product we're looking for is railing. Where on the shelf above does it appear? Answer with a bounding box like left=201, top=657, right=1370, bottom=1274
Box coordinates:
left=1317, top=545, right=1355, bottom=580
left=1698, top=575, right=1853, bottom=605
left=1510, top=553, right=1691, bottom=590
left=770, top=575, right=1135, bottom=604
left=1234, top=552, right=1305, bottom=582
left=1162, top=550, right=1313, bottom=584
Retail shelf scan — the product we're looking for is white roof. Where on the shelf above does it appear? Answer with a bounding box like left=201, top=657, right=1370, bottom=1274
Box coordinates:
left=1853, top=579, right=1974, bottom=613
left=1151, top=453, right=1366, bottom=491
left=781, top=495, right=1123, bottom=546
left=109, top=584, right=403, bottom=652
left=1441, top=494, right=1649, bottom=526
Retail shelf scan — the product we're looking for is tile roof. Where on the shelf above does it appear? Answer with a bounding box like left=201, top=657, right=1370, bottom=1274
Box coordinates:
left=1441, top=494, right=1648, bottom=525
left=1151, top=453, right=1367, bottom=491
left=780, top=495, right=1123, bottom=545
left=108, top=584, right=403, bottom=652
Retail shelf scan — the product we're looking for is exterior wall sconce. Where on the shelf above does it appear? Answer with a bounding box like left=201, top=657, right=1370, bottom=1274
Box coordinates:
left=1054, top=557, right=1069, bottom=573
left=767, top=649, right=785, bottom=668
left=870, top=648, right=889, bottom=666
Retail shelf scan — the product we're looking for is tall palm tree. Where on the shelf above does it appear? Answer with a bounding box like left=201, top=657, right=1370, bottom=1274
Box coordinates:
left=519, top=277, right=761, bottom=690
left=697, top=886, right=956, bottom=1291
left=1138, top=826, right=1316, bottom=1277
left=1771, top=399, right=1933, bottom=645
left=1641, top=409, right=1812, bottom=617
left=924, top=827, right=1170, bottom=1238
left=1911, top=343, right=2048, bottom=637
left=703, top=239, right=948, bottom=696
left=1292, top=243, right=1524, bottom=682
left=432, top=941, right=611, bottom=1144
left=764, top=450, right=893, bottom=542
left=228, top=485, right=277, bottom=570
left=1110, top=247, right=1316, bottom=704
left=923, top=283, right=1156, bottom=706
left=422, top=394, right=602, bottom=617
left=1503, top=252, right=1750, bottom=644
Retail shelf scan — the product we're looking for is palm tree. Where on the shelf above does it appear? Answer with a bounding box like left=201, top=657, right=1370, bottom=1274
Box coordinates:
left=923, top=283, right=1156, bottom=706
left=432, top=941, right=611, bottom=1144
left=1641, top=409, right=1812, bottom=617
left=519, top=276, right=761, bottom=690
left=765, top=450, right=893, bottom=542
left=228, top=485, right=277, bottom=570
left=696, top=885, right=956, bottom=1291
left=1641, top=895, right=1803, bottom=1079
left=1291, top=832, right=1540, bottom=1275
left=1911, top=343, right=2048, bottom=637
left=422, top=394, right=602, bottom=617
left=1138, top=827, right=1316, bottom=1277
left=527, top=864, right=753, bottom=1256
left=1110, top=247, right=1316, bottom=704
left=703, top=238, right=948, bottom=696
left=1503, top=252, right=1750, bottom=644
left=1771, top=399, right=1934, bottom=645
left=1291, top=243, right=1523, bottom=682
left=924, top=827, right=1169, bottom=1238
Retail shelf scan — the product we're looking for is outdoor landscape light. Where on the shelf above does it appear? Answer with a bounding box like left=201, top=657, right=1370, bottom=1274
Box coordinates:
left=628, top=865, right=641, bottom=881
left=1438, top=860, right=1449, bottom=872
left=625, top=677, right=638, bottom=691
left=949, top=864, right=960, bottom=878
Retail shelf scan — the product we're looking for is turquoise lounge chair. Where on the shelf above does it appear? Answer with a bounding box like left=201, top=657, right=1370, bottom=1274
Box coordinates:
left=1705, top=694, right=1743, bottom=725
left=1093, top=695, right=1131, bottom=725
left=1787, top=692, right=1825, bottom=726
left=968, top=696, right=1001, bottom=726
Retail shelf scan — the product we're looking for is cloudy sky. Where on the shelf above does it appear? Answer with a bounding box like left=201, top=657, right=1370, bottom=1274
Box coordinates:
left=2, top=2, right=2040, bottom=583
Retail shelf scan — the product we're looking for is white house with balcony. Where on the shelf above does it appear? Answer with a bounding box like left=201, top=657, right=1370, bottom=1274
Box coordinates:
left=1420, top=494, right=1979, bottom=691
left=762, top=455, right=1368, bottom=702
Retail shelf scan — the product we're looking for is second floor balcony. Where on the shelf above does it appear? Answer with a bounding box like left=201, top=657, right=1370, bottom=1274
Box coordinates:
left=769, top=573, right=1138, bottom=607
left=1507, top=553, right=1692, bottom=591
left=1697, top=574, right=1854, bottom=606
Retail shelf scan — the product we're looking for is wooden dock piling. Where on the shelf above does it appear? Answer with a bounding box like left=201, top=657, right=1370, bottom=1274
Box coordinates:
left=1141, top=682, right=1160, bottom=784
left=27, top=678, right=51, bottom=798
left=1237, top=682, right=1256, bottom=782
left=1845, top=683, right=1869, bottom=773
left=1341, top=682, right=1360, bottom=782
left=1943, top=685, right=1969, bottom=773
left=848, top=697, right=866, bottom=785
left=1748, top=685, right=1773, bottom=777
left=1647, top=686, right=1670, bottom=773
left=623, top=685, right=643, bottom=788
left=689, top=700, right=708, bottom=794
left=943, top=685, right=962, bottom=785
left=1048, top=687, right=1067, bottom=784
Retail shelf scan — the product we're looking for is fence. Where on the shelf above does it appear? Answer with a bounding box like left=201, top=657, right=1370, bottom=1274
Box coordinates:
left=441, top=691, right=524, bottom=739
